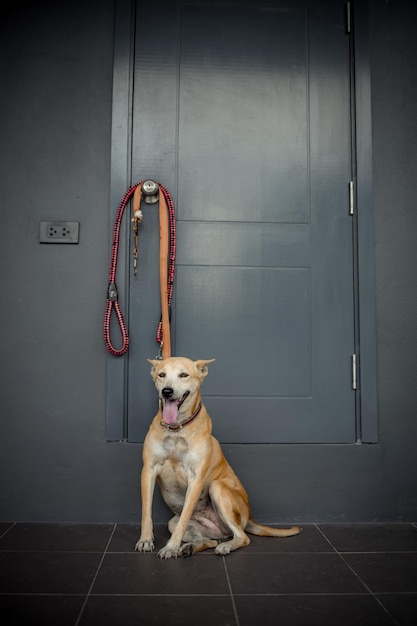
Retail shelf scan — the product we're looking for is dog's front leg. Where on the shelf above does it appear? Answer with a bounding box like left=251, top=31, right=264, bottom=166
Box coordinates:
left=158, top=477, right=204, bottom=559
left=135, top=462, right=158, bottom=553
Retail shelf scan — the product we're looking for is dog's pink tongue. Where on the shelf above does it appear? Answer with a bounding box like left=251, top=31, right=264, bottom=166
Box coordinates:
left=162, top=400, right=178, bottom=424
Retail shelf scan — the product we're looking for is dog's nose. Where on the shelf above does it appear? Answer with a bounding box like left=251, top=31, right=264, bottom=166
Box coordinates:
left=162, top=387, right=174, bottom=399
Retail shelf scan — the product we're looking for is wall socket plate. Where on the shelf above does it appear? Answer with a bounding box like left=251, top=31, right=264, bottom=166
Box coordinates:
left=39, top=221, right=80, bottom=244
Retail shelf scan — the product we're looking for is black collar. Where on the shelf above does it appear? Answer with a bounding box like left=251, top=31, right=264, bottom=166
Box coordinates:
left=160, top=402, right=202, bottom=431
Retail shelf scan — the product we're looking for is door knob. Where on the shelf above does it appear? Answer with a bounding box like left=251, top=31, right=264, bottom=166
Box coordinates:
left=142, top=180, right=159, bottom=204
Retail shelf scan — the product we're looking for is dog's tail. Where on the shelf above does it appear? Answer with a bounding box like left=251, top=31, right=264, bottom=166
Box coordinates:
left=245, top=519, right=301, bottom=538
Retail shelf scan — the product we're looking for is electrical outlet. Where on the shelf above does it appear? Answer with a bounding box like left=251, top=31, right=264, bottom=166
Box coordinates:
left=39, top=221, right=80, bottom=244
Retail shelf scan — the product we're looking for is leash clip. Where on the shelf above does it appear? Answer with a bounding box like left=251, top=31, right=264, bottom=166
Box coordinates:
left=155, top=342, right=163, bottom=360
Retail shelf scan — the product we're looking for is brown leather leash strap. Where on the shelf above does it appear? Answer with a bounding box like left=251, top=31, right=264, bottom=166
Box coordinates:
left=104, top=180, right=176, bottom=358
left=132, top=182, right=171, bottom=358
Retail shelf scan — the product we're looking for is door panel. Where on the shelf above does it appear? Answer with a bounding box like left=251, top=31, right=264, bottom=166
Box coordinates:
left=178, top=4, right=309, bottom=224
left=176, top=265, right=311, bottom=397
left=127, top=0, right=356, bottom=443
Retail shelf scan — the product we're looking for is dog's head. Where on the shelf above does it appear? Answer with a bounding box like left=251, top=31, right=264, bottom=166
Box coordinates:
left=147, top=357, right=215, bottom=425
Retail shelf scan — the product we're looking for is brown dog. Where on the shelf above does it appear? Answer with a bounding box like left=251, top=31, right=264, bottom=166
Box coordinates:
left=135, top=357, right=300, bottom=558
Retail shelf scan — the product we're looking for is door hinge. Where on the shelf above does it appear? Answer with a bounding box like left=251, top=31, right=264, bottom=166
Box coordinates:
left=352, top=354, right=357, bottom=390
left=349, top=180, right=354, bottom=215
left=346, top=1, right=352, bottom=34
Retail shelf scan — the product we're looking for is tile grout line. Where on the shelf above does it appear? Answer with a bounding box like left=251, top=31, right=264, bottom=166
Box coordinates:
left=336, top=554, right=400, bottom=625
left=0, top=522, right=16, bottom=540
left=314, top=524, right=399, bottom=626
left=222, top=556, right=240, bottom=626
left=74, top=523, right=118, bottom=626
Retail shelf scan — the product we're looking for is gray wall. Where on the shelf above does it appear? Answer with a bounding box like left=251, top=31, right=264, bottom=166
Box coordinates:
left=0, top=0, right=416, bottom=524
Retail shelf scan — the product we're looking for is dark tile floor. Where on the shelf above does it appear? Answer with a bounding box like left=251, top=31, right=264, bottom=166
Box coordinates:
left=1, top=522, right=417, bottom=625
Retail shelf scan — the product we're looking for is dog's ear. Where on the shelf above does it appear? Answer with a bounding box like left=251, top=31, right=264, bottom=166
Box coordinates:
left=195, top=359, right=216, bottom=379
left=147, top=358, right=160, bottom=379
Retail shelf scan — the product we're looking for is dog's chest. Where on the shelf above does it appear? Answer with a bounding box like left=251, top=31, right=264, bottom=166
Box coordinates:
left=161, top=434, right=189, bottom=457
left=153, top=434, right=197, bottom=473
left=155, top=434, right=200, bottom=488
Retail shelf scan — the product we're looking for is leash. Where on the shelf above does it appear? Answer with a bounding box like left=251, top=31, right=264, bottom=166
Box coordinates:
left=104, top=180, right=176, bottom=358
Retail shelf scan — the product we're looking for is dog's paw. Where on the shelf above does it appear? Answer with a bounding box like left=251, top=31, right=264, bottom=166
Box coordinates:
left=158, top=543, right=181, bottom=559
left=178, top=542, right=194, bottom=558
left=214, top=542, right=231, bottom=556
left=135, top=539, right=154, bottom=552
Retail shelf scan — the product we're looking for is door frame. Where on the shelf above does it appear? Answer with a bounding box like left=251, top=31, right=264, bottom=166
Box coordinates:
left=105, top=0, right=377, bottom=443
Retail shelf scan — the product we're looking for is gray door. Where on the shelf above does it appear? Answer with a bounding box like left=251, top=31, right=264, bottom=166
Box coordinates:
left=126, top=0, right=356, bottom=443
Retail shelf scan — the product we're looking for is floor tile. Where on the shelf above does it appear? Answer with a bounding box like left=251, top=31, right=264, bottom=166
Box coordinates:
left=225, top=553, right=366, bottom=594
left=377, top=593, right=417, bottom=625
left=79, top=595, right=237, bottom=626
left=235, top=594, right=395, bottom=626
left=0, top=522, right=14, bottom=538
left=92, top=552, right=229, bottom=595
left=244, top=524, right=334, bottom=553
left=0, top=551, right=101, bottom=594
left=344, top=553, right=417, bottom=593
left=108, top=524, right=170, bottom=552
left=0, top=522, right=114, bottom=552
left=1, top=594, right=85, bottom=626
left=1, top=521, right=416, bottom=626
left=319, top=524, right=417, bottom=552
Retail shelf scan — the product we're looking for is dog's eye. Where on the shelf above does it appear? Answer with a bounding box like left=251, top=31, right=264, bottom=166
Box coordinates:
left=179, top=372, right=189, bottom=378
left=158, top=372, right=166, bottom=378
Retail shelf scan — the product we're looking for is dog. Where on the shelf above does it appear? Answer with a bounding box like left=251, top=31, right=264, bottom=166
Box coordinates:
left=135, top=356, right=300, bottom=558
